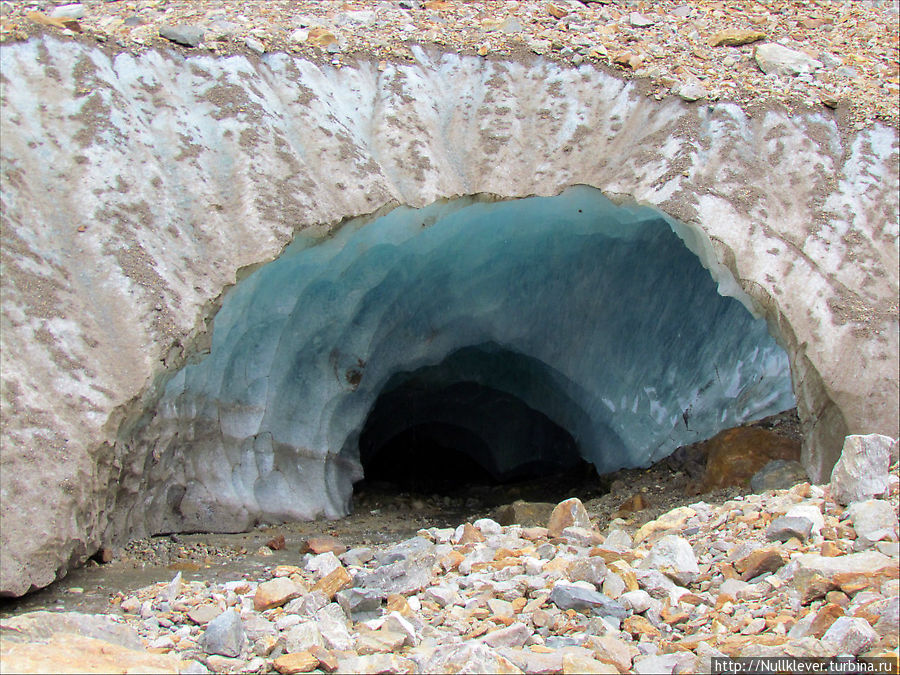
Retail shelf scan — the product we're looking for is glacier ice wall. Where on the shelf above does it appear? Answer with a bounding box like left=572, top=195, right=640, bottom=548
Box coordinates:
left=130, top=187, right=794, bottom=532
left=2, top=35, right=896, bottom=596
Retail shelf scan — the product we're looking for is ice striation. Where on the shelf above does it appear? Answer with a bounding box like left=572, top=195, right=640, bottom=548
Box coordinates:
left=128, top=187, right=795, bottom=532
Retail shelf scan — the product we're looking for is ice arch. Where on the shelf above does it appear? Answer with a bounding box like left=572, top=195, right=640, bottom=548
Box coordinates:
left=129, top=186, right=794, bottom=533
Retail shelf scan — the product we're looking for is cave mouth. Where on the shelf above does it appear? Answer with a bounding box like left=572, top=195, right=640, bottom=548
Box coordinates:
left=357, top=362, right=583, bottom=494
left=133, top=185, right=796, bottom=533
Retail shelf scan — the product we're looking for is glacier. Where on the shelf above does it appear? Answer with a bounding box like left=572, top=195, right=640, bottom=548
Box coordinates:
left=130, top=186, right=795, bottom=532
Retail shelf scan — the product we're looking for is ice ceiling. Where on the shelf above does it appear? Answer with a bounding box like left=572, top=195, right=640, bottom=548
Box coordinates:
left=139, top=186, right=794, bottom=532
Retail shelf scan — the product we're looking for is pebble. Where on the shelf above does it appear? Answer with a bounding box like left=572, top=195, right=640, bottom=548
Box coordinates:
left=5, top=438, right=897, bottom=674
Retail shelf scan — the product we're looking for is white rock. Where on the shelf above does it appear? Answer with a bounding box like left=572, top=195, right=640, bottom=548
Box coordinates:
left=620, top=589, right=652, bottom=613
left=639, top=535, right=699, bottom=585
left=755, top=43, right=823, bottom=76
left=830, top=435, right=895, bottom=505
left=306, top=551, right=341, bottom=578
left=473, top=518, right=503, bottom=536
left=847, top=500, right=898, bottom=546
left=822, top=617, right=879, bottom=655
left=676, top=81, right=708, bottom=102
left=49, top=3, right=85, bottom=19
left=786, top=504, right=824, bottom=536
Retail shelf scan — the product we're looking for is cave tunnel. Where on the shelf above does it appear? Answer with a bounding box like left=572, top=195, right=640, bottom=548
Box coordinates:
left=358, top=351, right=584, bottom=493
left=138, top=185, right=796, bottom=533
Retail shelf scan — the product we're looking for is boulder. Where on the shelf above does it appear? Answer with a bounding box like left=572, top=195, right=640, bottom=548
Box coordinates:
left=830, top=435, right=895, bottom=505
left=199, top=609, right=246, bottom=658
left=751, top=459, right=808, bottom=493
left=701, top=428, right=800, bottom=492
left=548, top=498, right=593, bottom=537
left=639, top=535, right=699, bottom=585
left=754, top=43, right=823, bottom=75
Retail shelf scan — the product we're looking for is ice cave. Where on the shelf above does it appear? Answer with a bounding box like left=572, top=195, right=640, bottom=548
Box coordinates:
left=132, top=186, right=795, bottom=534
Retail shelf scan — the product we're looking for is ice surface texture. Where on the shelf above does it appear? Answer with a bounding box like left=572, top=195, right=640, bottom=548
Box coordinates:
left=135, top=186, right=794, bottom=532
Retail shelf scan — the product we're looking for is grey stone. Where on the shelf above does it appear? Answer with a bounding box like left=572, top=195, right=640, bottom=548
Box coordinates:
left=316, top=603, right=353, bottom=651
left=568, top=558, right=608, bottom=586
left=478, top=622, right=532, bottom=648
left=336, top=587, right=384, bottom=621
left=822, top=617, right=878, bottom=655
left=872, top=596, right=900, bottom=637
left=639, top=535, right=699, bottom=585
left=786, top=504, right=824, bottom=536
left=830, top=435, right=894, bottom=505
left=0, top=611, right=142, bottom=650
left=355, top=553, right=436, bottom=595
left=341, top=547, right=374, bottom=566
left=766, top=516, right=813, bottom=542
left=159, top=24, right=204, bottom=47
left=198, top=609, right=245, bottom=658
left=549, top=582, right=627, bottom=619
left=755, top=43, right=823, bottom=76
left=751, top=459, right=809, bottom=492
left=374, top=536, right=433, bottom=565
left=285, top=590, right=329, bottom=618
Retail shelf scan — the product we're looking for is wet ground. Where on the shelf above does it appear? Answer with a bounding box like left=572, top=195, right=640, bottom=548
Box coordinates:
left=0, top=410, right=801, bottom=619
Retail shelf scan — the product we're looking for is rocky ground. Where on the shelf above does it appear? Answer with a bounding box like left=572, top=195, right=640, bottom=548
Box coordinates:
left=1, top=425, right=898, bottom=674
left=1, top=0, right=898, bottom=131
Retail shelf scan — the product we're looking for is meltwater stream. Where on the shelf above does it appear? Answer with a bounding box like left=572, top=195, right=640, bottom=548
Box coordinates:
left=125, top=186, right=794, bottom=536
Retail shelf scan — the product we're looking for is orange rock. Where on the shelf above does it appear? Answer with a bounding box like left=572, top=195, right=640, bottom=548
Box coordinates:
left=808, top=603, right=845, bottom=638
left=386, top=594, right=411, bottom=616
left=26, top=11, right=81, bottom=32
left=547, top=498, right=592, bottom=538
left=0, top=633, right=180, bottom=674
left=274, top=651, right=319, bottom=674
left=617, top=493, right=650, bottom=513
left=735, top=547, right=786, bottom=580
left=254, top=577, right=305, bottom=611
left=623, top=615, right=661, bottom=638
left=301, top=535, right=346, bottom=556
left=825, top=591, right=850, bottom=606
left=589, top=547, right=640, bottom=564
left=312, top=566, right=352, bottom=600
left=511, top=597, right=527, bottom=613
left=717, top=563, right=739, bottom=580
left=608, top=561, right=639, bottom=592
left=307, top=28, right=337, bottom=48
left=660, top=605, right=690, bottom=624
left=701, top=427, right=800, bottom=491
left=457, top=522, right=485, bottom=544
left=308, top=645, right=338, bottom=673
left=266, top=534, right=286, bottom=551
left=546, top=3, right=568, bottom=19
left=820, top=541, right=844, bottom=557
left=440, top=550, right=464, bottom=572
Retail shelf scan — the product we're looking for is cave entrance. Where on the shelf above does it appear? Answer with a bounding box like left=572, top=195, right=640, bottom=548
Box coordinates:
left=140, top=185, right=796, bottom=532
left=357, top=365, right=583, bottom=494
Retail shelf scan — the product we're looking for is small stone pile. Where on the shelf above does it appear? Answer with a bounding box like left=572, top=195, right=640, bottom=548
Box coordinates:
left=0, top=1, right=897, bottom=130
left=1, top=433, right=897, bottom=674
